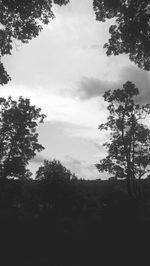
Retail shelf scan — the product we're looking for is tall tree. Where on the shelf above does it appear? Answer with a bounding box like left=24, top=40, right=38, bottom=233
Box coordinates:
left=96, top=81, right=150, bottom=197
left=0, top=96, right=46, bottom=179
left=0, top=0, right=69, bottom=85
left=93, top=0, right=150, bottom=70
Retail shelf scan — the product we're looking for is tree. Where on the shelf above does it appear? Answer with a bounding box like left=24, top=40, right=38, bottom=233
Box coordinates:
left=0, top=0, right=69, bottom=85
left=36, top=159, right=74, bottom=181
left=96, top=81, right=150, bottom=197
left=35, top=159, right=77, bottom=210
left=93, top=0, right=150, bottom=70
left=0, top=96, right=46, bottom=179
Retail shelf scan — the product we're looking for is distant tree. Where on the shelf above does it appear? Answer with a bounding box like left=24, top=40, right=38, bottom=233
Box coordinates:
left=96, top=81, right=150, bottom=197
left=0, top=0, right=69, bottom=85
left=36, top=159, right=74, bottom=182
left=93, top=0, right=150, bottom=70
left=0, top=96, right=46, bottom=179
left=36, top=159, right=78, bottom=211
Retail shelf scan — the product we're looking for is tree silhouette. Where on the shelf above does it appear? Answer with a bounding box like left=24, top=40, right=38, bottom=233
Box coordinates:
left=35, top=159, right=77, bottom=211
left=93, top=0, right=150, bottom=70
left=0, top=96, right=46, bottom=179
left=96, top=81, right=150, bottom=197
left=0, top=0, right=69, bottom=85
left=36, top=159, right=73, bottom=182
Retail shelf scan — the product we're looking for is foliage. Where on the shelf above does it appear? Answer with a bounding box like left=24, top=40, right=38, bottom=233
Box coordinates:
left=96, top=81, right=150, bottom=196
left=36, top=159, right=75, bottom=182
left=0, top=0, right=69, bottom=85
left=93, top=0, right=150, bottom=70
left=0, top=96, right=46, bottom=179
left=35, top=159, right=78, bottom=211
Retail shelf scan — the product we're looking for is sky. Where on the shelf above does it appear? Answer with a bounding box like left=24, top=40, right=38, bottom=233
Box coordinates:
left=2, top=0, right=150, bottom=179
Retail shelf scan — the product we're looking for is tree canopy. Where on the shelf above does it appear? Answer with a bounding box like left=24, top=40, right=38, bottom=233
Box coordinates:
left=96, top=81, right=150, bottom=197
left=0, top=0, right=69, bottom=85
left=0, top=96, right=46, bottom=179
left=93, top=0, right=150, bottom=70
left=36, top=159, right=76, bottom=182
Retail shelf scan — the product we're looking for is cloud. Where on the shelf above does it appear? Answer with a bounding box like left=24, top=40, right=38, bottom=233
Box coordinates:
left=3, top=0, right=143, bottom=181
left=77, top=66, right=150, bottom=102
left=63, top=155, right=100, bottom=179
left=3, top=0, right=111, bottom=90
left=35, top=121, right=108, bottom=178
left=64, top=155, right=82, bottom=168
left=77, top=76, right=118, bottom=100
left=90, top=44, right=100, bottom=50
left=31, top=154, right=48, bottom=164
left=119, top=66, right=150, bottom=103
left=37, top=120, right=103, bottom=160
left=63, top=155, right=109, bottom=180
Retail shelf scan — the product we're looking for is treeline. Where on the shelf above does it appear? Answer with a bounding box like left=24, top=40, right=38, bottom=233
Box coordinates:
left=0, top=170, right=150, bottom=265
left=1, top=171, right=150, bottom=223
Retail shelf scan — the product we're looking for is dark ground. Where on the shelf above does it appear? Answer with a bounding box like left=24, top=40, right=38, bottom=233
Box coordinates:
left=0, top=178, right=150, bottom=265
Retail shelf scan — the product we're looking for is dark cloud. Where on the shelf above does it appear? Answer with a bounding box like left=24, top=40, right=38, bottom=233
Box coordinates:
left=119, top=66, right=150, bottom=103
left=77, top=76, right=118, bottom=100
left=78, top=67, right=150, bottom=103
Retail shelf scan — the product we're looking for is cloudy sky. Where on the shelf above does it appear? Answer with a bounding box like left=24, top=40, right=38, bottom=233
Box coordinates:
left=2, top=0, right=150, bottom=179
